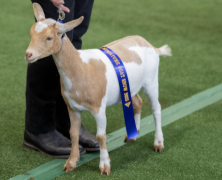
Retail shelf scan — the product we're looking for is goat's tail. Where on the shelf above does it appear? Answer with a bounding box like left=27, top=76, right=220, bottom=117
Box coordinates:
left=157, top=45, right=172, bottom=57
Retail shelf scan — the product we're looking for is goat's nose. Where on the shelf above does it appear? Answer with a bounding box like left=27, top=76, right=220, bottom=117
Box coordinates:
left=25, top=52, right=32, bottom=60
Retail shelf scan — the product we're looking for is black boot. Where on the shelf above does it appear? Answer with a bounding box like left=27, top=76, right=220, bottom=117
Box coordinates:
left=23, top=129, right=85, bottom=158
left=79, top=124, right=100, bottom=152
left=56, top=124, right=100, bottom=152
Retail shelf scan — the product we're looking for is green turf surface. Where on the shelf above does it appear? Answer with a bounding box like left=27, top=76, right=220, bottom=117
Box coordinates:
left=0, top=0, right=222, bottom=179
left=54, top=101, right=222, bottom=180
left=10, top=84, right=222, bottom=180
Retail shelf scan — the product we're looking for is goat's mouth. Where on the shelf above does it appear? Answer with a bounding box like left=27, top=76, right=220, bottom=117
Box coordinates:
left=25, top=57, right=39, bottom=63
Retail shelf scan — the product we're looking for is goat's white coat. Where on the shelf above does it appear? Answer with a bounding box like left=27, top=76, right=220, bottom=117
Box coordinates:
left=35, top=19, right=57, bottom=33
left=100, top=149, right=110, bottom=168
left=35, top=21, right=48, bottom=33
left=92, top=96, right=107, bottom=136
left=134, top=113, right=141, bottom=131
left=62, top=73, right=89, bottom=111
left=55, top=45, right=163, bottom=143
left=56, top=45, right=164, bottom=147
left=28, top=3, right=170, bottom=174
left=55, top=45, right=159, bottom=109
left=78, top=46, right=159, bottom=106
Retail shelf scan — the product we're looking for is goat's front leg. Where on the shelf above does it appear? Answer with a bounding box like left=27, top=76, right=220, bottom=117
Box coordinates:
left=92, top=108, right=110, bottom=175
left=63, top=107, right=81, bottom=172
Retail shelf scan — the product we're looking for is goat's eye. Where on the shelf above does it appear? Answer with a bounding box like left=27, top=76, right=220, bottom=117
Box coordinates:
left=46, top=37, right=53, bottom=41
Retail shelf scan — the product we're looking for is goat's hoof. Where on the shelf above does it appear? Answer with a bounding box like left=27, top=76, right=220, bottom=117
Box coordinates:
left=154, top=145, right=164, bottom=153
left=63, top=157, right=78, bottom=172
left=100, top=165, right=111, bottom=176
left=63, top=166, right=75, bottom=173
left=124, top=135, right=136, bottom=143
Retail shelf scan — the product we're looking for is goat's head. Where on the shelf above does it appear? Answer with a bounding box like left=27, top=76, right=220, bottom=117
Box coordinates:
left=25, top=3, right=84, bottom=63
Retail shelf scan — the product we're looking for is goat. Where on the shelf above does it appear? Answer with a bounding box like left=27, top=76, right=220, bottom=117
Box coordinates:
left=25, top=3, right=172, bottom=176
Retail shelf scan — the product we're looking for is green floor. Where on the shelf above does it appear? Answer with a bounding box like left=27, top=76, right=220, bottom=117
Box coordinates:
left=0, top=0, right=222, bottom=179
left=56, top=101, right=222, bottom=180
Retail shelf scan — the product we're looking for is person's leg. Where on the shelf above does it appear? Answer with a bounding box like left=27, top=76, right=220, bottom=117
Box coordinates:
left=24, top=0, right=86, bottom=158
left=72, top=0, right=94, bottom=49
left=25, top=0, right=75, bottom=134
left=55, top=0, right=99, bottom=151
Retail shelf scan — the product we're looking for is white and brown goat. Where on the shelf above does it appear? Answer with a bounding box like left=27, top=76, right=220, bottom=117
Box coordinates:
left=25, top=3, right=171, bottom=176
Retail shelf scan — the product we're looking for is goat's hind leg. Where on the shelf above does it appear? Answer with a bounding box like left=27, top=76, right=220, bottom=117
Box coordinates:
left=92, top=107, right=111, bottom=175
left=63, top=107, right=81, bottom=172
left=144, top=82, right=164, bottom=152
left=124, top=93, right=142, bottom=143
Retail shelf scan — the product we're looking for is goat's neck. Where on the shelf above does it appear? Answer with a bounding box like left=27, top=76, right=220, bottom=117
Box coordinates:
left=52, top=36, right=82, bottom=77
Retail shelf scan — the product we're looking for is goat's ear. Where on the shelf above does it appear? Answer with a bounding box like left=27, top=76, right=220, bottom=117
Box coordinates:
left=33, top=3, right=45, bottom=21
left=57, top=16, right=84, bottom=34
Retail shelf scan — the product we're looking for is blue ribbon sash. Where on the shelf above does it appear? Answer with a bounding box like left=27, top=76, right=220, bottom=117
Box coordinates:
left=99, top=47, right=139, bottom=139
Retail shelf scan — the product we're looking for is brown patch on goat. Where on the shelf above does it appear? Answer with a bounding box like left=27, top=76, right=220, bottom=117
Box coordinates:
left=97, top=134, right=107, bottom=149
left=54, top=37, right=107, bottom=114
left=28, top=23, right=62, bottom=59
left=154, top=144, right=164, bottom=153
left=100, top=164, right=111, bottom=175
left=97, top=135, right=111, bottom=175
left=132, top=93, right=143, bottom=115
left=124, top=129, right=140, bottom=143
left=105, top=35, right=157, bottom=64
left=63, top=107, right=81, bottom=172
left=68, top=107, right=81, bottom=158
left=124, top=135, right=136, bottom=143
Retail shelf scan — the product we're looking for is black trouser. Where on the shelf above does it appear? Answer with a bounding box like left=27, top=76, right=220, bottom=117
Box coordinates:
left=26, top=0, right=94, bottom=134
